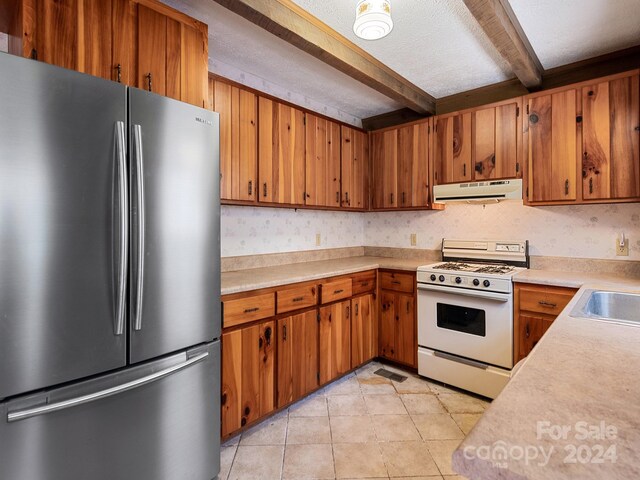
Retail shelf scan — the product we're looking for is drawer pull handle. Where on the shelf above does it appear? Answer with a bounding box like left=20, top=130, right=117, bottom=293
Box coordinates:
left=292, top=296, right=304, bottom=302
left=360, top=282, right=369, bottom=287
left=538, top=301, right=557, bottom=308
left=244, top=307, right=259, bottom=313
left=391, top=280, right=401, bottom=285
left=334, top=289, right=344, bottom=294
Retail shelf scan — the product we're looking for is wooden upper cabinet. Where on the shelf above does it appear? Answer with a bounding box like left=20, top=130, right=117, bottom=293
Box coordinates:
left=213, top=79, right=257, bottom=202
left=581, top=74, right=640, bottom=200
left=137, top=3, right=207, bottom=106
left=258, top=97, right=306, bottom=205
left=341, top=126, right=370, bottom=210
left=433, top=113, right=471, bottom=184
left=526, top=89, right=579, bottom=203
left=9, top=0, right=207, bottom=106
left=371, top=129, right=398, bottom=209
left=305, top=114, right=341, bottom=207
left=398, top=122, right=429, bottom=207
left=526, top=70, right=639, bottom=205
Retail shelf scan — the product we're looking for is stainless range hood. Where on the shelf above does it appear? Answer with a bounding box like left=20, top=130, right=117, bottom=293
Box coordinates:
left=433, top=179, right=523, bottom=204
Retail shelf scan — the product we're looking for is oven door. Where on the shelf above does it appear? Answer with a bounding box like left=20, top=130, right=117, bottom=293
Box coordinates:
left=417, top=283, right=513, bottom=369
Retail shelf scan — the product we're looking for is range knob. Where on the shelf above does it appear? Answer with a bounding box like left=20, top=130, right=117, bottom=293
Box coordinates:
left=483, top=280, right=491, bottom=288
left=455, top=277, right=462, bottom=284
left=430, top=274, right=436, bottom=281
left=473, top=279, right=480, bottom=286
left=438, top=275, right=445, bottom=282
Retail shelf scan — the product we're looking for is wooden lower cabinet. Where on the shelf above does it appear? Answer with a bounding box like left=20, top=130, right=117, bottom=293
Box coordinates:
left=277, top=310, right=319, bottom=408
left=351, top=294, right=377, bottom=368
left=379, top=290, right=416, bottom=368
left=319, top=300, right=351, bottom=384
left=514, top=283, right=577, bottom=362
left=221, top=320, right=275, bottom=437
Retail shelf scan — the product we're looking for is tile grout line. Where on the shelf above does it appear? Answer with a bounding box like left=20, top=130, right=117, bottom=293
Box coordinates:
left=279, top=408, right=290, bottom=480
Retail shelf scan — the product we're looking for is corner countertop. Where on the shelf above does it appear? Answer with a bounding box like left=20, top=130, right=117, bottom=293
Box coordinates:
left=221, top=256, right=427, bottom=295
left=513, top=269, right=640, bottom=289
left=453, top=279, right=640, bottom=480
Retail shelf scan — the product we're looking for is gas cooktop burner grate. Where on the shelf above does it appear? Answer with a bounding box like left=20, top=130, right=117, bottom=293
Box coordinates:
left=432, top=262, right=515, bottom=274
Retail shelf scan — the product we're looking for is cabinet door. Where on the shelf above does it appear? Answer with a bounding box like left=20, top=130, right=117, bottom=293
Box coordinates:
left=397, top=125, right=413, bottom=208
left=379, top=291, right=396, bottom=360
left=221, top=329, right=242, bottom=437
left=351, top=294, right=376, bottom=368
left=472, top=106, right=495, bottom=180
left=215, top=82, right=257, bottom=201
left=517, top=314, right=553, bottom=362
left=179, top=21, right=207, bottom=107
left=371, top=129, right=398, bottom=208
left=395, top=293, right=415, bottom=367
left=528, top=90, right=578, bottom=202
left=137, top=4, right=166, bottom=95
left=433, top=113, right=471, bottom=184
left=112, top=0, right=135, bottom=85
left=582, top=76, right=640, bottom=200
left=610, top=74, right=640, bottom=199
left=319, top=301, right=351, bottom=384
left=305, top=114, right=341, bottom=207
left=259, top=97, right=305, bottom=205
left=341, top=126, right=369, bottom=210
left=35, top=0, right=78, bottom=70
left=277, top=311, right=319, bottom=408
left=240, top=321, right=275, bottom=428
left=79, top=0, right=113, bottom=80
left=495, top=102, right=519, bottom=179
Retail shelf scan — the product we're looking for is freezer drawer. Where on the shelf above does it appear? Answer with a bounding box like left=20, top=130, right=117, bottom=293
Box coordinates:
left=0, top=341, right=220, bottom=480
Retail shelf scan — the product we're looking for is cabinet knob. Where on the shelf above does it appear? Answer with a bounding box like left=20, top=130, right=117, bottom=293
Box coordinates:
left=146, top=73, right=152, bottom=92
left=115, top=64, right=122, bottom=83
left=263, top=183, right=268, bottom=197
left=248, top=180, right=252, bottom=196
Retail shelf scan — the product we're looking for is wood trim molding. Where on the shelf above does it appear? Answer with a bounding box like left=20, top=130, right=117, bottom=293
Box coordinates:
left=361, top=108, right=429, bottom=131
left=462, top=0, right=542, bottom=88
left=210, top=0, right=436, bottom=114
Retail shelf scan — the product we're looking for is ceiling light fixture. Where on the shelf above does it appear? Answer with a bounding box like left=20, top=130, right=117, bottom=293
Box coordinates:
left=353, top=0, right=393, bottom=41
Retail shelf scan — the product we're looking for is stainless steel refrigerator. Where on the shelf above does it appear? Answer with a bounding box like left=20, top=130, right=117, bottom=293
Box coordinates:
left=0, top=52, right=221, bottom=480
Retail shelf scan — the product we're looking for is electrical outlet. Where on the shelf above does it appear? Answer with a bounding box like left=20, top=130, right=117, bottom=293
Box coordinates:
left=316, top=233, right=321, bottom=246
left=410, top=233, right=417, bottom=246
left=616, top=236, right=629, bottom=256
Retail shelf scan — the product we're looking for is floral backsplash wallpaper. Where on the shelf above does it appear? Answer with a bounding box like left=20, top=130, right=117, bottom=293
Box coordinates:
left=221, top=205, right=365, bottom=257
left=364, top=201, right=640, bottom=260
left=223, top=201, right=640, bottom=261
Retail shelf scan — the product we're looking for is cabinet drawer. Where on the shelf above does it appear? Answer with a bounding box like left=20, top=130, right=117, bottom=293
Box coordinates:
left=352, top=270, right=376, bottom=295
left=380, top=271, right=414, bottom=293
left=277, top=284, right=318, bottom=314
left=223, top=293, right=275, bottom=328
left=519, top=287, right=575, bottom=316
left=321, top=278, right=353, bottom=304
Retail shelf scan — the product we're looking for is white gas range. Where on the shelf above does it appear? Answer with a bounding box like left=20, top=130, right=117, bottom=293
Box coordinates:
left=416, top=239, right=529, bottom=399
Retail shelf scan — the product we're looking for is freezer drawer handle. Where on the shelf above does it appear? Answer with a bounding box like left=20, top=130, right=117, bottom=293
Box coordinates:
left=7, top=352, right=209, bottom=423
left=133, top=125, right=146, bottom=331
left=114, top=121, right=128, bottom=336
left=433, top=350, right=488, bottom=370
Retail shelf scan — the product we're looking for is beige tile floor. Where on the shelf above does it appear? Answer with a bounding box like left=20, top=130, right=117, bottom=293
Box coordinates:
left=219, top=361, right=491, bottom=480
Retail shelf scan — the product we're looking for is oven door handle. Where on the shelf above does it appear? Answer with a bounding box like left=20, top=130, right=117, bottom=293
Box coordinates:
left=417, top=283, right=510, bottom=302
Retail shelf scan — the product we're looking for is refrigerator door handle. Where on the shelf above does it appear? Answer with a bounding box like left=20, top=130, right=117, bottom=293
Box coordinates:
left=132, top=124, right=145, bottom=331
left=7, top=352, right=209, bottom=423
left=115, top=121, right=128, bottom=336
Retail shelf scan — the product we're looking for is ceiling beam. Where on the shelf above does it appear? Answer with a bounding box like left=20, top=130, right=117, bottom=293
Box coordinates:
left=462, top=0, right=543, bottom=88
left=361, top=108, right=429, bottom=131
left=210, top=0, right=436, bottom=114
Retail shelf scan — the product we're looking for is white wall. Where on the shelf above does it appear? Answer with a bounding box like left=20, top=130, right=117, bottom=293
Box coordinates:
left=364, top=201, right=640, bottom=260
left=0, top=33, right=8, bottom=53
left=222, top=201, right=640, bottom=261
left=221, top=205, right=365, bottom=257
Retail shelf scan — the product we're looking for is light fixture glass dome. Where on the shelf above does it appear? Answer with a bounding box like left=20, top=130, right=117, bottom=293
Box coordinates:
left=353, top=0, right=393, bottom=41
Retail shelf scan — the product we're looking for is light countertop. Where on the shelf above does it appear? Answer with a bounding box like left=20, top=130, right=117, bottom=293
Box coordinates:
left=221, top=256, right=426, bottom=295
left=513, top=269, right=640, bottom=289
left=453, top=279, right=640, bottom=480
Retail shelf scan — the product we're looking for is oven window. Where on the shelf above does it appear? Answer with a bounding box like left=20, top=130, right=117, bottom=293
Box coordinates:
left=436, top=303, right=486, bottom=337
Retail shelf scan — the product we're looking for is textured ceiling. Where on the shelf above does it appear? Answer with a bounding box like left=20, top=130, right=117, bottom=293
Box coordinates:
left=160, top=0, right=640, bottom=122
left=509, top=0, right=640, bottom=69
left=290, top=0, right=513, bottom=98
left=162, top=0, right=403, bottom=120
